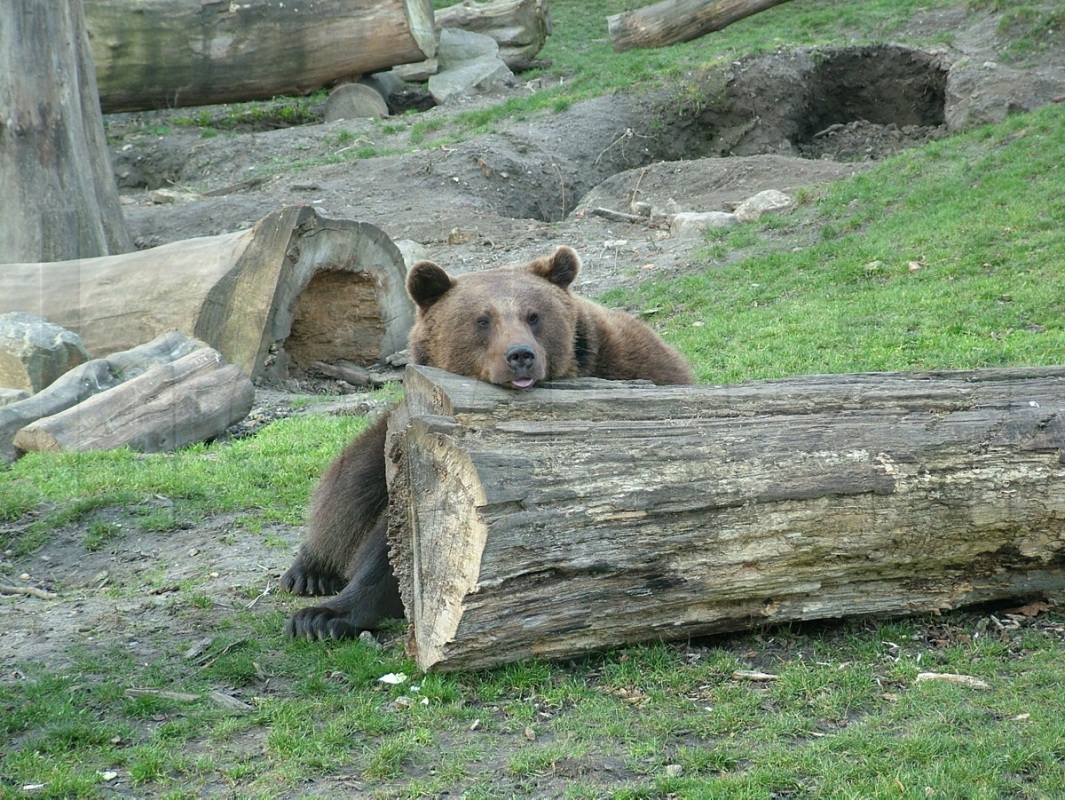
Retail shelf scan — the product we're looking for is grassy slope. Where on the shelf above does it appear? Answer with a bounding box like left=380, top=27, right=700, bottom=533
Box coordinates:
left=3, top=1, right=1065, bottom=798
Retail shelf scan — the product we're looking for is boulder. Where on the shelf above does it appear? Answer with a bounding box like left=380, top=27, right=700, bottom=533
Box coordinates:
left=428, top=29, right=514, bottom=105
left=670, top=211, right=739, bottom=238
left=734, top=189, right=794, bottom=222
left=0, top=313, right=91, bottom=393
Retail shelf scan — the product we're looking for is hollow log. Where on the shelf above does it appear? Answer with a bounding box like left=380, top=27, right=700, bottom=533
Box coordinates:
left=436, top=0, right=551, bottom=70
left=0, top=207, right=414, bottom=383
left=0, top=331, right=205, bottom=465
left=86, top=0, right=436, bottom=112
left=608, top=0, right=794, bottom=53
left=387, top=365, right=1065, bottom=671
left=14, top=347, right=253, bottom=455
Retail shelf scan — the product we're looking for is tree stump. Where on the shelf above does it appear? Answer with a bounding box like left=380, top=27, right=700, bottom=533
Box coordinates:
left=0, top=207, right=414, bottom=382
left=387, top=365, right=1065, bottom=671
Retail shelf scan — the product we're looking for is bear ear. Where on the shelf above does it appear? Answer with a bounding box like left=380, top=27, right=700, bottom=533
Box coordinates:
left=529, top=246, right=581, bottom=291
left=407, top=260, right=455, bottom=310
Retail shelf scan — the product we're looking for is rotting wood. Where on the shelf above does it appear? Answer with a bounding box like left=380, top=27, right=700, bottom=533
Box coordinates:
left=608, top=0, right=794, bottom=53
left=0, top=207, right=413, bottom=382
left=86, top=0, right=435, bottom=112
left=387, top=365, right=1065, bottom=671
left=0, top=331, right=205, bottom=464
left=14, top=347, right=254, bottom=456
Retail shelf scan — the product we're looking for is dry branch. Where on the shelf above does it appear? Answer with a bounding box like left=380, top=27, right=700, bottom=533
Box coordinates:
left=0, top=207, right=414, bottom=382
left=387, top=365, right=1065, bottom=671
left=608, top=0, right=794, bottom=52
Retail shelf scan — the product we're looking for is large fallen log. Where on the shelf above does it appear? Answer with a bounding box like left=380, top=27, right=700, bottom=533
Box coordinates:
left=0, top=207, right=414, bottom=383
left=14, top=347, right=253, bottom=455
left=608, top=0, right=794, bottom=53
left=87, top=0, right=436, bottom=112
left=387, top=365, right=1065, bottom=671
left=0, top=331, right=205, bottom=464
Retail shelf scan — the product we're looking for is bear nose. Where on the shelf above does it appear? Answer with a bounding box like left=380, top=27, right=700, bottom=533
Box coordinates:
left=505, top=345, right=536, bottom=373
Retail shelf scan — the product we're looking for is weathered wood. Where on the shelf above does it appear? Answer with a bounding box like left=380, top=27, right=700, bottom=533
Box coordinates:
left=608, top=0, right=794, bottom=53
left=0, top=207, right=414, bottom=382
left=0, top=331, right=205, bottom=464
left=0, top=0, right=132, bottom=261
left=86, top=0, right=435, bottom=112
left=14, top=348, right=254, bottom=455
left=387, top=365, right=1065, bottom=671
left=436, top=0, right=551, bottom=70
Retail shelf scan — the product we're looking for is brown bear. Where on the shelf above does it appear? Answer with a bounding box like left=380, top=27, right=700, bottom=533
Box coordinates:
left=283, top=245, right=694, bottom=640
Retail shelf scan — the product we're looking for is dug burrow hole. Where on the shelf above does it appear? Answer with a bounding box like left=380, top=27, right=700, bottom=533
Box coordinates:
left=459, top=45, right=951, bottom=222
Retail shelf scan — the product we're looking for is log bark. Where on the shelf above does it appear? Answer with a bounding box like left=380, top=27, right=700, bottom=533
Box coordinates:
left=14, top=347, right=253, bottom=455
left=608, top=0, right=794, bottom=53
left=0, top=331, right=205, bottom=464
left=86, top=0, right=436, bottom=112
left=0, top=0, right=132, bottom=261
left=436, top=0, right=551, bottom=70
left=0, top=207, right=414, bottom=383
left=387, top=365, right=1065, bottom=671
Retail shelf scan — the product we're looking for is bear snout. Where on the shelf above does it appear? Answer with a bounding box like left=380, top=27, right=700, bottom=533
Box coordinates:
left=505, top=344, right=538, bottom=389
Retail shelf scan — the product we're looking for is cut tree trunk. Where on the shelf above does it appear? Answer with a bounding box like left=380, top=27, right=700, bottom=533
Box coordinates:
left=0, top=0, right=132, bottom=261
left=436, top=0, right=551, bottom=70
left=0, top=331, right=205, bottom=464
left=387, top=365, right=1065, bottom=671
left=14, top=347, right=253, bottom=456
left=608, top=0, right=794, bottom=53
left=0, top=207, right=414, bottom=383
left=86, top=0, right=435, bottom=112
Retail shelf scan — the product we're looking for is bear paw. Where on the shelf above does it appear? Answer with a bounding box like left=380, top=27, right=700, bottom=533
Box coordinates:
left=281, top=559, right=346, bottom=596
left=285, top=605, right=361, bottom=641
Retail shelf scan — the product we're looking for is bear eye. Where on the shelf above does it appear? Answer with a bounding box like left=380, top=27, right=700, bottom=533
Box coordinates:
left=476, top=316, right=490, bottom=329
left=527, top=312, right=540, bottom=326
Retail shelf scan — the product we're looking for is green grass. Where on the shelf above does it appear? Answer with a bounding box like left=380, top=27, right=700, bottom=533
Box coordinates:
left=607, top=102, right=1065, bottom=383
left=6, top=2, right=1065, bottom=797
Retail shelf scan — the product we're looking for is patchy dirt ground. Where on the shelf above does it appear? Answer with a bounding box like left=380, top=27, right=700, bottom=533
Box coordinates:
left=3, top=5, right=1065, bottom=795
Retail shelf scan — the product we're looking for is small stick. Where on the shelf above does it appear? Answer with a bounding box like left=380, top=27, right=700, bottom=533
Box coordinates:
left=0, top=584, right=57, bottom=600
left=592, top=207, right=645, bottom=224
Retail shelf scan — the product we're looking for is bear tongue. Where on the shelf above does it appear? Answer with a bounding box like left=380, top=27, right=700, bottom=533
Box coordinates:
left=511, top=377, right=536, bottom=390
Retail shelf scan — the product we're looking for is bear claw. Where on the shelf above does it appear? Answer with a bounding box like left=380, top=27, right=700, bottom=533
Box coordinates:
left=286, top=605, right=360, bottom=641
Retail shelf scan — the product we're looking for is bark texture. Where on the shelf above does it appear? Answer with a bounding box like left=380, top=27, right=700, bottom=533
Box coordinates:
left=608, top=0, right=794, bottom=52
left=388, top=365, right=1065, bottom=671
left=0, top=0, right=132, bottom=261
left=86, top=0, right=436, bottom=112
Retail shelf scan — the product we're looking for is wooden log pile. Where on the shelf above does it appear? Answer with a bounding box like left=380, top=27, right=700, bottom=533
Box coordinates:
left=386, top=365, right=1065, bottom=671
left=0, top=207, right=413, bottom=384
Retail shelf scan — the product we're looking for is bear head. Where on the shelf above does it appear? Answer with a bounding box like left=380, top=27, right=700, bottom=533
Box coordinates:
left=406, top=246, right=583, bottom=390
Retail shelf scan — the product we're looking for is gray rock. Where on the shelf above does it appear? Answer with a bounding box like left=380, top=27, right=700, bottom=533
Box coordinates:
left=734, top=189, right=794, bottom=222
left=0, top=312, right=90, bottom=393
left=429, top=29, right=514, bottom=105
left=670, top=211, right=739, bottom=238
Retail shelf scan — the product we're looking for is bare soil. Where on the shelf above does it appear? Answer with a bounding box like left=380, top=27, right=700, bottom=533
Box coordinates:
left=3, top=7, right=1065, bottom=796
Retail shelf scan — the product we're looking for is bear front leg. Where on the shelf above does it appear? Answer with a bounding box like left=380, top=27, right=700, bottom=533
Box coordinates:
left=285, top=516, right=405, bottom=640
left=281, top=413, right=391, bottom=599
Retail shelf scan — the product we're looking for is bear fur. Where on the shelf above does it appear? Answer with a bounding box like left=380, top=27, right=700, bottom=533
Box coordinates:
left=283, top=246, right=694, bottom=640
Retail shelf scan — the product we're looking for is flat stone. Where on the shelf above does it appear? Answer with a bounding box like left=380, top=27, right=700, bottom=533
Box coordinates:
left=0, top=312, right=91, bottom=393
left=670, top=211, right=739, bottom=238
left=734, top=189, right=794, bottom=222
